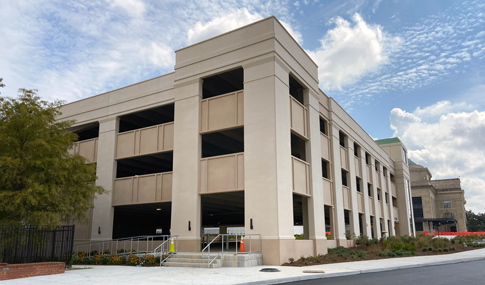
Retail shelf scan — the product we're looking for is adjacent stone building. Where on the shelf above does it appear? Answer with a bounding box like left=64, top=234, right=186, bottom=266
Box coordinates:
left=60, top=17, right=415, bottom=265
left=409, top=161, right=467, bottom=233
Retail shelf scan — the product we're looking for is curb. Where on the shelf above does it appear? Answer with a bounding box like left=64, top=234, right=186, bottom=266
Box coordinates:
left=239, top=255, right=485, bottom=285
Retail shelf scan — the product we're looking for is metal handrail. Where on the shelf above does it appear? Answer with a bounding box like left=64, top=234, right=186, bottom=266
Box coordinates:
left=201, top=234, right=262, bottom=268
left=74, top=235, right=170, bottom=258
left=154, top=235, right=178, bottom=266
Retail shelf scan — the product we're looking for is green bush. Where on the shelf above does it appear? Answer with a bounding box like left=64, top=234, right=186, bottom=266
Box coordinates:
left=422, top=248, right=428, bottom=252
left=438, top=248, right=443, bottom=252
left=392, top=242, right=405, bottom=251
left=403, top=243, right=417, bottom=253
left=443, top=248, right=449, bottom=252
left=428, top=247, right=433, bottom=251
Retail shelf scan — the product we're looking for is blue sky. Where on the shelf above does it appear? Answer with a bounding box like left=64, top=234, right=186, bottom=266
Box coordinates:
left=1, top=0, right=485, bottom=213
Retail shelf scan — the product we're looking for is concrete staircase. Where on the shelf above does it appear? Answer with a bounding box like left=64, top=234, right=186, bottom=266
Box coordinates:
left=162, top=252, right=222, bottom=268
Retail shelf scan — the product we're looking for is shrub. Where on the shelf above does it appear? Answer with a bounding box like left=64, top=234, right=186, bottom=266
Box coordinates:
left=288, top=258, right=294, bottom=264
left=428, top=247, right=433, bottom=252
left=422, top=248, right=428, bottom=252
left=355, top=234, right=370, bottom=246
left=443, top=248, right=449, bottom=252
left=143, top=255, right=157, bottom=266
left=438, top=249, right=443, bottom=252
left=392, top=242, right=405, bottom=251
left=357, top=251, right=367, bottom=258
left=403, top=243, right=417, bottom=253
left=128, top=255, right=140, bottom=266
left=109, top=256, right=125, bottom=265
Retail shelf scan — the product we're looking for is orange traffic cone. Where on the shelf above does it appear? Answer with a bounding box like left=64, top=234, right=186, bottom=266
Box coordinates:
left=240, top=235, right=245, bottom=253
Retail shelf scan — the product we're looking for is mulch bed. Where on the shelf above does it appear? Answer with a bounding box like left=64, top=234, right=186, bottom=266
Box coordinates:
left=282, top=244, right=481, bottom=266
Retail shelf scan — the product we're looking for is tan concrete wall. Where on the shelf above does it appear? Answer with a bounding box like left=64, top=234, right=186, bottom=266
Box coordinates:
left=112, top=172, right=172, bottom=205
left=200, top=90, right=244, bottom=133
left=116, top=122, right=174, bottom=159
left=69, top=138, right=98, bottom=163
left=199, top=153, right=244, bottom=194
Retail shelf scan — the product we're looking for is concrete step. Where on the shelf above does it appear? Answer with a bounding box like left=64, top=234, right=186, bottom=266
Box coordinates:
left=165, top=258, right=217, bottom=264
left=163, top=262, right=219, bottom=268
left=169, top=253, right=222, bottom=260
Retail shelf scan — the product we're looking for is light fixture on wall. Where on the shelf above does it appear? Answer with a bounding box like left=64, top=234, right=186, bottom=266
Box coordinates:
left=250, top=218, right=253, bottom=230
left=98, top=226, right=101, bottom=234
left=188, top=221, right=191, bottom=231
left=156, top=208, right=161, bottom=211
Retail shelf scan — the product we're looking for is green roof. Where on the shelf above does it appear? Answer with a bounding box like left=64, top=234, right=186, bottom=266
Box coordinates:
left=408, top=158, right=417, bottom=165
left=375, top=137, right=402, bottom=145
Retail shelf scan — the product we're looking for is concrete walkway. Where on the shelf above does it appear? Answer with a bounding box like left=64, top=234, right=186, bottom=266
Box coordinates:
left=4, top=249, right=485, bottom=285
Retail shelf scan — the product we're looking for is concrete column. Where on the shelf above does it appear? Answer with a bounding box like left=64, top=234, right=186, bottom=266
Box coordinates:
left=370, top=158, right=381, bottom=239
left=347, top=138, right=360, bottom=237
left=243, top=56, right=294, bottom=265
left=91, top=117, right=118, bottom=241
left=380, top=170, right=390, bottom=237
left=304, top=90, right=327, bottom=254
left=329, top=124, right=346, bottom=243
left=171, top=79, right=202, bottom=251
left=386, top=173, right=396, bottom=236
left=359, top=149, right=372, bottom=237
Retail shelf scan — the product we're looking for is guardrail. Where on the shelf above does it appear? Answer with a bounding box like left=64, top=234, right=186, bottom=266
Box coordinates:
left=201, top=234, right=261, bottom=268
left=74, top=235, right=169, bottom=258
left=154, top=235, right=178, bottom=265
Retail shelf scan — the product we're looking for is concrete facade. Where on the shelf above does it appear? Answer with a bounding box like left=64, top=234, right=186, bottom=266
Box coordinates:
left=60, top=17, right=414, bottom=265
left=409, top=162, right=467, bottom=233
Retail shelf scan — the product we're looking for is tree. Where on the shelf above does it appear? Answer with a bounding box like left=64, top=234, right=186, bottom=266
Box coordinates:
left=466, top=210, right=485, bottom=232
left=0, top=85, right=105, bottom=227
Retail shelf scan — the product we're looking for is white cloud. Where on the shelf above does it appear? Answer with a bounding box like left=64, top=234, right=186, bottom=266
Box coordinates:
left=413, top=101, right=473, bottom=118
left=107, top=0, right=145, bottom=18
left=390, top=102, right=485, bottom=212
left=187, top=9, right=263, bottom=45
left=307, top=13, right=400, bottom=90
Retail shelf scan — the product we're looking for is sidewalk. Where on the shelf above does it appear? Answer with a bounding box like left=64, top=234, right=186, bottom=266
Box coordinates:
left=3, top=248, right=485, bottom=285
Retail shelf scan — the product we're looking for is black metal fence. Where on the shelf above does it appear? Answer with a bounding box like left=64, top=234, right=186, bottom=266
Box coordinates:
left=0, top=225, right=75, bottom=264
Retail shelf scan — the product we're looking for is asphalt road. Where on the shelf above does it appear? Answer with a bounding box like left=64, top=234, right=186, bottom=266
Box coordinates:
left=285, top=260, right=485, bottom=285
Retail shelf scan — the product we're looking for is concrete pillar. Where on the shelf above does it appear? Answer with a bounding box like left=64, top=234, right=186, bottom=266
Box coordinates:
left=359, top=149, right=372, bottom=237
left=347, top=138, right=360, bottom=237
left=370, top=158, right=381, bottom=239
left=329, top=124, right=346, bottom=243
left=304, top=90, right=327, bottom=254
left=385, top=172, right=396, bottom=236
left=243, top=56, right=294, bottom=265
left=380, top=170, right=390, bottom=236
left=91, top=117, right=118, bottom=241
left=171, top=79, right=202, bottom=251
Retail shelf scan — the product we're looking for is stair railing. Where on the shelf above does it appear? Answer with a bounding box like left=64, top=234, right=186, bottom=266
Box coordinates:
left=201, top=234, right=222, bottom=268
left=201, top=234, right=262, bottom=268
left=154, top=235, right=178, bottom=266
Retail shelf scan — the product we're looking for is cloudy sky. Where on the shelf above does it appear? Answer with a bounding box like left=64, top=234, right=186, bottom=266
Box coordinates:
left=1, top=0, right=484, bottom=213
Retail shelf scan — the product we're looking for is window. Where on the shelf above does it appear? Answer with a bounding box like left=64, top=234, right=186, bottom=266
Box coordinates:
left=390, top=173, right=396, bottom=183
left=375, top=161, right=380, bottom=172
left=365, top=152, right=371, bottom=165
left=320, top=117, right=327, bottom=135
left=412, top=197, right=423, bottom=218
left=356, top=177, right=362, bottom=192
left=354, top=143, right=360, bottom=157
left=385, top=193, right=389, bottom=204
left=341, top=169, right=349, bottom=187
left=377, top=189, right=382, bottom=201
left=444, top=201, right=451, bottom=208
left=415, top=222, right=423, bottom=232
left=339, top=131, right=346, bottom=148
left=403, top=147, right=407, bottom=164
left=322, top=159, right=330, bottom=179
left=367, top=183, right=372, bottom=197
left=383, top=167, right=388, bottom=177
